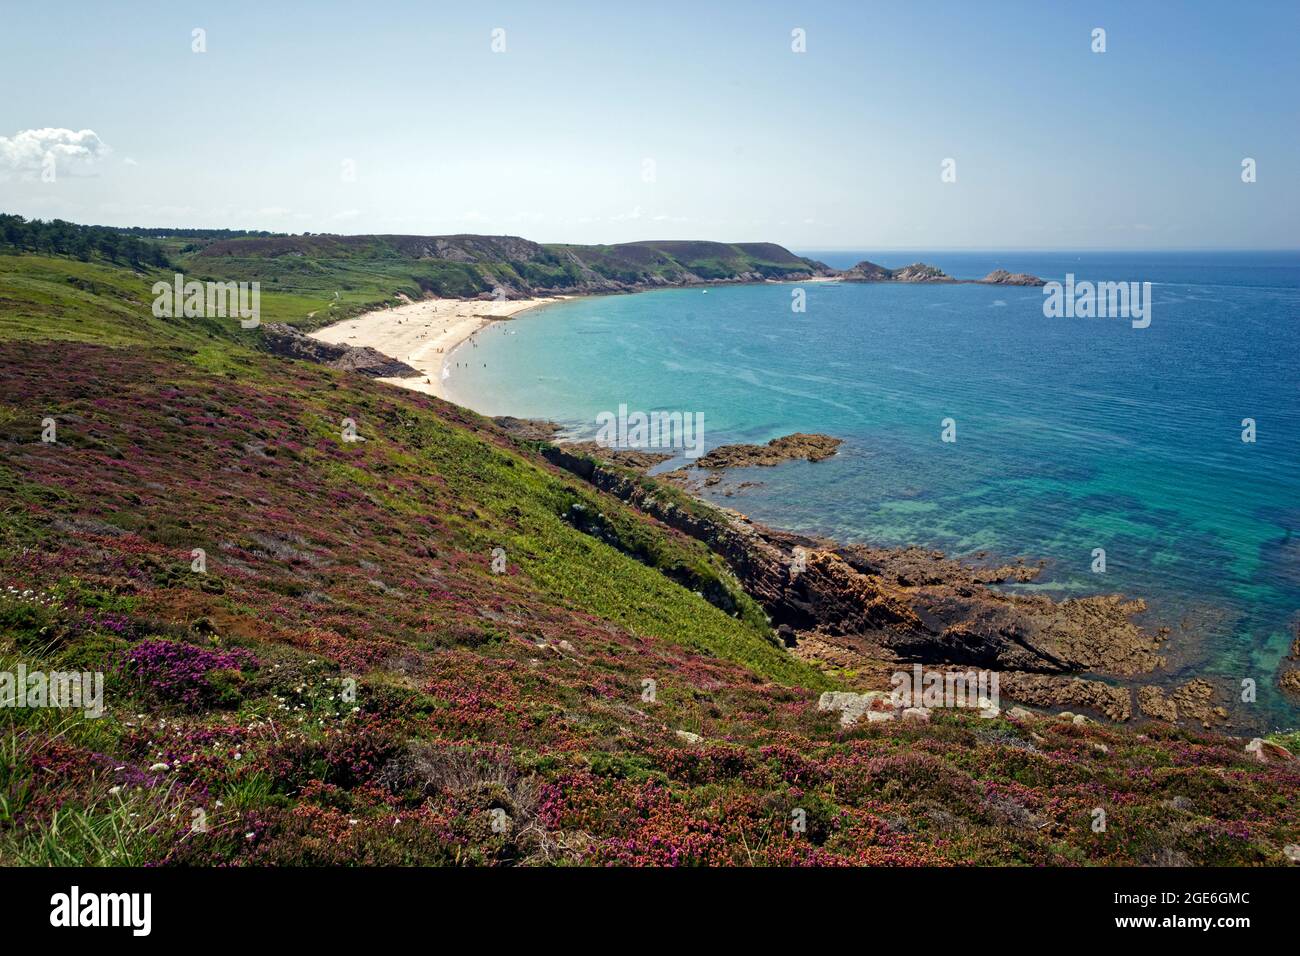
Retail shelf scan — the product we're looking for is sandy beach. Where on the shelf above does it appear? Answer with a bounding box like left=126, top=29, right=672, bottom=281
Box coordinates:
left=309, top=295, right=568, bottom=399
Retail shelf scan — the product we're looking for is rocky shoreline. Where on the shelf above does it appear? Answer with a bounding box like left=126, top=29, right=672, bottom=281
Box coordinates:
left=264, top=315, right=1267, bottom=733
left=502, top=423, right=1261, bottom=731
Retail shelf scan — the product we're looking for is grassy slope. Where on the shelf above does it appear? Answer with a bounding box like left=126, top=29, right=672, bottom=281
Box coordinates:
left=0, top=252, right=1297, bottom=866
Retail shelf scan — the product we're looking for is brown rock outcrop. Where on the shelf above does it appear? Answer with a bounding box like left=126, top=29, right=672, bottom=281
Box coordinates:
left=981, top=269, right=1046, bottom=286
left=1281, top=670, right=1300, bottom=695
left=492, top=417, right=564, bottom=442
left=690, top=433, right=842, bottom=470
left=998, top=673, right=1133, bottom=721
left=1138, top=680, right=1229, bottom=727
left=262, top=323, right=419, bottom=378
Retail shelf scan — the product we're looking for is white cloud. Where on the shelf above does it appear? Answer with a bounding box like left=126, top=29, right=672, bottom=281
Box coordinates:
left=0, top=128, right=112, bottom=177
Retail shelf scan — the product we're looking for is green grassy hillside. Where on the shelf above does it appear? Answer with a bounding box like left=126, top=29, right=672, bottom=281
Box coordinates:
left=181, top=232, right=829, bottom=329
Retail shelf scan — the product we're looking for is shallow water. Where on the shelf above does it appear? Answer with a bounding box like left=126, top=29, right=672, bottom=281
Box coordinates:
left=446, top=251, right=1300, bottom=730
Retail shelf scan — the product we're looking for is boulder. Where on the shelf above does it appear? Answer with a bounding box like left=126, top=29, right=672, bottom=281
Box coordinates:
left=1245, top=738, right=1294, bottom=764
left=817, top=690, right=892, bottom=728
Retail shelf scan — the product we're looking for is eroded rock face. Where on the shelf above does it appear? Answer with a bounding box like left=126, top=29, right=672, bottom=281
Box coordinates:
left=262, top=323, right=419, bottom=378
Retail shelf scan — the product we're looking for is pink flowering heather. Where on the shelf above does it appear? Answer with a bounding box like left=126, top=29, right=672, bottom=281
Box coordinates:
left=124, top=639, right=258, bottom=709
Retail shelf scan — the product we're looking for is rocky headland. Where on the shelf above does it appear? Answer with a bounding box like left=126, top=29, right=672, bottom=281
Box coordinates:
left=520, top=429, right=1255, bottom=730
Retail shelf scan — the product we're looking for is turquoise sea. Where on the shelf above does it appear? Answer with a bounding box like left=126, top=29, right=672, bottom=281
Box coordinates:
left=445, top=251, right=1300, bottom=730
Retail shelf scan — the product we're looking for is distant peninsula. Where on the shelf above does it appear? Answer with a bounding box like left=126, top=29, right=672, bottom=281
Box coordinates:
left=182, top=230, right=1045, bottom=307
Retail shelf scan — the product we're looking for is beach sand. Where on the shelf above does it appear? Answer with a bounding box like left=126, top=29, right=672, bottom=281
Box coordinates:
left=309, top=295, right=567, bottom=399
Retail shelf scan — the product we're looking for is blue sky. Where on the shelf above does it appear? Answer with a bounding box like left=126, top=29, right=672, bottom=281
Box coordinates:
left=1, top=0, right=1296, bottom=248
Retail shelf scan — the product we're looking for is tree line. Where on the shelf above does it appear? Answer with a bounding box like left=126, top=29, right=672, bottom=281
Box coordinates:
left=0, top=214, right=172, bottom=268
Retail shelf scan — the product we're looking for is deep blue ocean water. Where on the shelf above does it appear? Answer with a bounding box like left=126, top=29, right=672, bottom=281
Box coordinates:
left=446, top=251, right=1300, bottom=729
